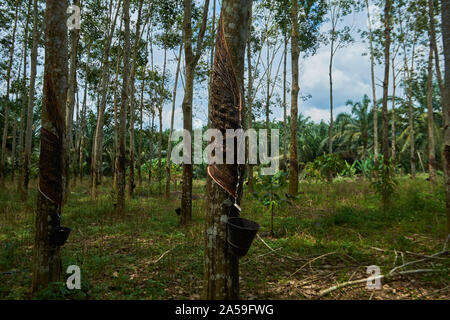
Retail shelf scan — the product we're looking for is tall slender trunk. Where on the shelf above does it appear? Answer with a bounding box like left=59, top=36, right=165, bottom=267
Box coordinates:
left=405, top=36, right=417, bottom=179
left=283, top=29, right=288, bottom=172
left=203, top=0, right=251, bottom=300
left=1, top=3, right=19, bottom=186
left=72, top=90, right=79, bottom=187
left=32, top=0, right=68, bottom=294
left=366, top=0, right=378, bottom=167
left=79, top=43, right=91, bottom=184
left=11, top=117, right=17, bottom=182
left=128, top=0, right=144, bottom=198
left=91, top=0, right=121, bottom=198
left=247, top=13, right=254, bottom=193
left=18, top=0, right=32, bottom=193
left=157, top=37, right=167, bottom=195
left=148, top=111, right=155, bottom=183
left=180, top=0, right=210, bottom=225
left=441, top=0, right=450, bottom=235
left=117, top=0, right=130, bottom=215
left=289, top=0, right=300, bottom=196
left=21, top=0, right=39, bottom=200
left=427, top=42, right=437, bottom=185
left=64, top=0, right=81, bottom=201
left=166, top=45, right=183, bottom=199
left=391, top=57, right=397, bottom=166
left=138, top=76, right=145, bottom=187
left=381, top=0, right=391, bottom=164
left=329, top=37, right=335, bottom=154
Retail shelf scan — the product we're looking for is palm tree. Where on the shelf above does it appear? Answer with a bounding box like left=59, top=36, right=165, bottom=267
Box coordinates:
left=333, top=95, right=371, bottom=160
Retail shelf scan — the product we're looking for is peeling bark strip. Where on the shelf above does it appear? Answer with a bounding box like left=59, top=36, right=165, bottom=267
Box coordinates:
left=207, top=16, right=243, bottom=198
left=32, top=0, right=68, bottom=294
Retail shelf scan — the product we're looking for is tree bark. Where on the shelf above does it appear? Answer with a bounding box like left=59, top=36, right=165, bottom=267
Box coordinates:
left=427, top=40, right=437, bottom=186
left=21, top=0, right=40, bottom=201
left=366, top=0, right=378, bottom=169
left=381, top=0, right=391, bottom=164
left=442, top=0, right=450, bottom=236
left=117, top=0, right=130, bottom=215
left=203, top=0, right=251, bottom=300
left=247, top=12, right=254, bottom=192
left=283, top=29, right=288, bottom=172
left=128, top=0, right=144, bottom=198
left=289, top=0, right=300, bottom=196
left=91, top=0, right=121, bottom=198
left=166, top=45, right=183, bottom=199
left=32, top=0, right=68, bottom=294
left=1, top=2, right=19, bottom=186
left=64, top=0, right=81, bottom=202
left=79, top=43, right=91, bottom=184
left=180, top=0, right=210, bottom=225
left=17, top=0, right=32, bottom=193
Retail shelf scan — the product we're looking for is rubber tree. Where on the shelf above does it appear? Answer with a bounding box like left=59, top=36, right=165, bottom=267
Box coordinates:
left=91, top=0, right=121, bottom=198
left=64, top=0, right=81, bottom=202
left=1, top=1, right=19, bottom=187
left=441, top=0, right=450, bottom=235
left=381, top=0, right=391, bottom=164
left=289, top=0, right=300, bottom=195
left=180, top=0, right=210, bottom=225
left=203, top=0, right=252, bottom=300
left=20, top=0, right=39, bottom=201
left=117, top=0, right=130, bottom=215
left=32, top=0, right=69, bottom=294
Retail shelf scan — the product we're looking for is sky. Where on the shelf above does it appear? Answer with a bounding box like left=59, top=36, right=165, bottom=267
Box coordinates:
left=157, top=2, right=392, bottom=131
left=0, top=1, right=398, bottom=133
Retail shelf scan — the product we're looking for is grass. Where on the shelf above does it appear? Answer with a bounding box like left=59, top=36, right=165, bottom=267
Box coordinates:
left=0, top=174, right=449, bottom=300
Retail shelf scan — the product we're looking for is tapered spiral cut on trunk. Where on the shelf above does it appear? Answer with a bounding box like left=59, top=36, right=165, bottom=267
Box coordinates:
left=207, top=15, right=243, bottom=199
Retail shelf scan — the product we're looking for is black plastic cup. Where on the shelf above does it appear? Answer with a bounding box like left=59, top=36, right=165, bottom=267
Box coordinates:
left=50, top=226, right=72, bottom=247
left=227, top=217, right=260, bottom=257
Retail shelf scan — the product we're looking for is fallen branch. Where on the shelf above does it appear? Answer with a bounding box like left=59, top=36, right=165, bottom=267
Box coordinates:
left=318, top=269, right=441, bottom=298
left=389, top=250, right=448, bottom=276
left=290, top=251, right=337, bottom=278
left=151, top=249, right=172, bottom=264
left=256, top=234, right=305, bottom=262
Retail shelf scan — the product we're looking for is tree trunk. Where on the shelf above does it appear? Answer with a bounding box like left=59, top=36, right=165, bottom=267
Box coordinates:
left=283, top=29, right=288, bottom=172
left=427, top=41, right=437, bottom=185
left=442, top=0, right=450, bottom=236
left=157, top=38, right=167, bottom=195
left=128, top=0, right=144, bottom=198
left=79, top=43, right=91, bottom=184
left=381, top=0, right=391, bottom=164
left=203, top=0, right=251, bottom=300
left=166, top=45, right=183, bottom=199
left=391, top=58, right=396, bottom=166
left=32, top=0, right=68, bottom=294
left=21, top=0, right=39, bottom=201
left=289, top=0, right=300, bottom=196
left=148, top=111, right=155, bottom=183
left=18, top=0, right=32, bottom=193
left=180, top=0, right=210, bottom=225
left=91, top=0, right=121, bottom=198
left=117, top=0, right=130, bottom=215
left=1, top=3, right=19, bottom=186
left=366, top=0, right=378, bottom=169
left=64, top=0, right=81, bottom=202
left=138, top=76, right=145, bottom=187
left=247, top=12, right=254, bottom=193
left=329, top=38, right=335, bottom=155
